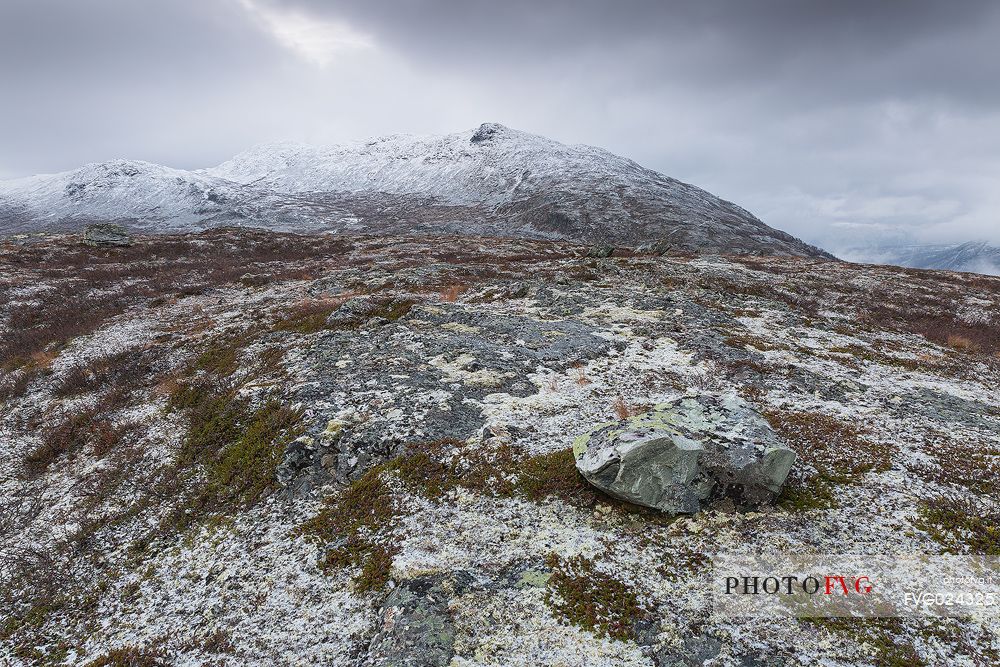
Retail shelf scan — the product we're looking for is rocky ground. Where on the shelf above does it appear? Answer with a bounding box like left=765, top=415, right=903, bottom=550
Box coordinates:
left=0, top=228, right=998, bottom=666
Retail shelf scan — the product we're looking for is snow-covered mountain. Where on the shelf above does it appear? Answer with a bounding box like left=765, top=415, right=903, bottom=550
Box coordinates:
left=0, top=123, right=831, bottom=257
left=844, top=241, right=1000, bottom=276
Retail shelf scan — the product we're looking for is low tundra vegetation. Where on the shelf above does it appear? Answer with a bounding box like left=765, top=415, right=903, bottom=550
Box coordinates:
left=543, top=553, right=648, bottom=642
left=914, top=496, right=1000, bottom=555
left=296, top=442, right=597, bottom=591
left=762, top=409, right=892, bottom=512
left=2, top=230, right=998, bottom=663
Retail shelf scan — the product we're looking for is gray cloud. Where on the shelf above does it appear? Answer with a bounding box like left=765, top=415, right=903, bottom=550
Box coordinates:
left=1, top=0, right=998, bottom=249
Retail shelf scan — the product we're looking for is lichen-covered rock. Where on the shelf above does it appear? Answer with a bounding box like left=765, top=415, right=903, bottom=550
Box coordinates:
left=586, top=245, right=615, bottom=258
left=83, top=222, right=131, bottom=247
left=364, top=575, right=467, bottom=667
left=573, top=394, right=795, bottom=513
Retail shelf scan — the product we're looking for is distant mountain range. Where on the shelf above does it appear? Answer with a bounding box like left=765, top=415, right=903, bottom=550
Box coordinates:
left=844, top=241, right=1000, bottom=276
left=0, top=123, right=831, bottom=258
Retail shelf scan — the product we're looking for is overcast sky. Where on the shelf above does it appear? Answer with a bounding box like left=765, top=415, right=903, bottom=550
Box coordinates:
left=2, top=0, right=998, bottom=251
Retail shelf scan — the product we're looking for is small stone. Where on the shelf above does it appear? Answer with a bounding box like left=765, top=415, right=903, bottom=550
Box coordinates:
left=83, top=223, right=132, bottom=247
left=573, top=393, right=795, bottom=514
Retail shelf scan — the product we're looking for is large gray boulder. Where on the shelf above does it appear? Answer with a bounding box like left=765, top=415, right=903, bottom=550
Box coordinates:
left=83, top=223, right=131, bottom=247
left=573, top=394, right=795, bottom=513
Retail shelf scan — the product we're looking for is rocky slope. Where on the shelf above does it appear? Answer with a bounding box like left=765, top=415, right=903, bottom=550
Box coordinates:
left=0, top=125, right=831, bottom=257
left=1, top=229, right=997, bottom=666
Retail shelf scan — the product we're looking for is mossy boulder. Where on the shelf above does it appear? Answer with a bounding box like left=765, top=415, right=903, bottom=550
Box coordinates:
left=573, top=394, right=795, bottom=513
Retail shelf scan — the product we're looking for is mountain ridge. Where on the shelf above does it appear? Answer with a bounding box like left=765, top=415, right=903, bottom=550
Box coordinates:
left=0, top=123, right=833, bottom=258
left=843, top=240, right=1000, bottom=276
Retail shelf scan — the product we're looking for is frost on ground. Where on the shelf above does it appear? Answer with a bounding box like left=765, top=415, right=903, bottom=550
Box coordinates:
left=0, top=229, right=998, bottom=666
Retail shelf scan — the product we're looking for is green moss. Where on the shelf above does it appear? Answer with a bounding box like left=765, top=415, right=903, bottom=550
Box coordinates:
left=164, top=379, right=210, bottom=413
left=0, top=596, right=76, bottom=666
left=84, top=645, right=167, bottom=667
left=193, top=335, right=251, bottom=377
left=914, top=496, right=1000, bottom=555
left=515, top=448, right=591, bottom=503
left=776, top=474, right=840, bottom=512
left=724, top=332, right=789, bottom=352
left=826, top=343, right=930, bottom=372
left=353, top=544, right=399, bottom=594
left=165, top=380, right=303, bottom=533
left=272, top=305, right=340, bottom=334
left=391, top=444, right=458, bottom=500
left=803, top=617, right=924, bottom=667
left=325, top=297, right=417, bottom=330
left=205, top=400, right=303, bottom=507
left=371, top=298, right=415, bottom=321
left=544, top=553, right=647, bottom=641
left=397, top=443, right=589, bottom=503
left=0, top=597, right=65, bottom=641
left=295, top=462, right=402, bottom=593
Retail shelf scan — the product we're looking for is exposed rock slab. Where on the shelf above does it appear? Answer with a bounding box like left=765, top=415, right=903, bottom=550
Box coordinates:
left=573, top=394, right=795, bottom=513
left=83, top=223, right=131, bottom=247
left=364, top=575, right=468, bottom=667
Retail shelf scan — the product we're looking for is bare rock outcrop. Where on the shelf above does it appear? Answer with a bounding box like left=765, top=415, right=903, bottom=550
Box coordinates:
left=83, top=223, right=131, bottom=247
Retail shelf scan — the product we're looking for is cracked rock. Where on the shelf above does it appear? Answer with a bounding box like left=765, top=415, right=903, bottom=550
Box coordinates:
left=573, top=394, right=795, bottom=513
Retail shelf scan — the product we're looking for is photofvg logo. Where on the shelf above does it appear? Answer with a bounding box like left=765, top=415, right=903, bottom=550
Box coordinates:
left=725, top=573, right=873, bottom=596
left=712, top=554, right=1000, bottom=618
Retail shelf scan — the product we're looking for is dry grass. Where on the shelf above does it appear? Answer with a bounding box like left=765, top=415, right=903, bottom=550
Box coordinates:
left=23, top=409, right=117, bottom=478
left=272, top=296, right=350, bottom=334
left=612, top=396, right=645, bottom=420
left=945, top=334, right=980, bottom=353
left=438, top=284, right=465, bottom=302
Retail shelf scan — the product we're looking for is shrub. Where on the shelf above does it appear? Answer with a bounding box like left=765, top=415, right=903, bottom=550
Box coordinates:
left=763, top=409, right=891, bottom=480
left=763, top=409, right=892, bottom=512
left=438, top=284, right=465, bottom=302
left=515, top=449, right=591, bottom=504
left=945, top=334, right=980, bottom=353
left=297, top=444, right=596, bottom=591
left=22, top=408, right=122, bottom=478
left=915, top=496, right=1000, bottom=555
left=544, top=553, right=647, bottom=641
left=295, top=462, right=402, bottom=593
left=84, top=645, right=167, bottom=667
left=53, top=348, right=156, bottom=398
left=612, top=396, right=647, bottom=420
left=272, top=297, right=348, bottom=334
left=914, top=435, right=999, bottom=497
left=166, top=382, right=303, bottom=531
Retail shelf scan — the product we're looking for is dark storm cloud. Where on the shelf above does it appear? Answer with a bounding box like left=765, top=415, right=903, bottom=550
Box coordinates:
left=1, top=0, right=998, bottom=248
left=261, top=0, right=1000, bottom=104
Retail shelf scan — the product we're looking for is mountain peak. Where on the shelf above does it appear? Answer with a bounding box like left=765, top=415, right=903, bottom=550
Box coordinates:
left=0, top=126, right=832, bottom=258
left=470, top=122, right=510, bottom=143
